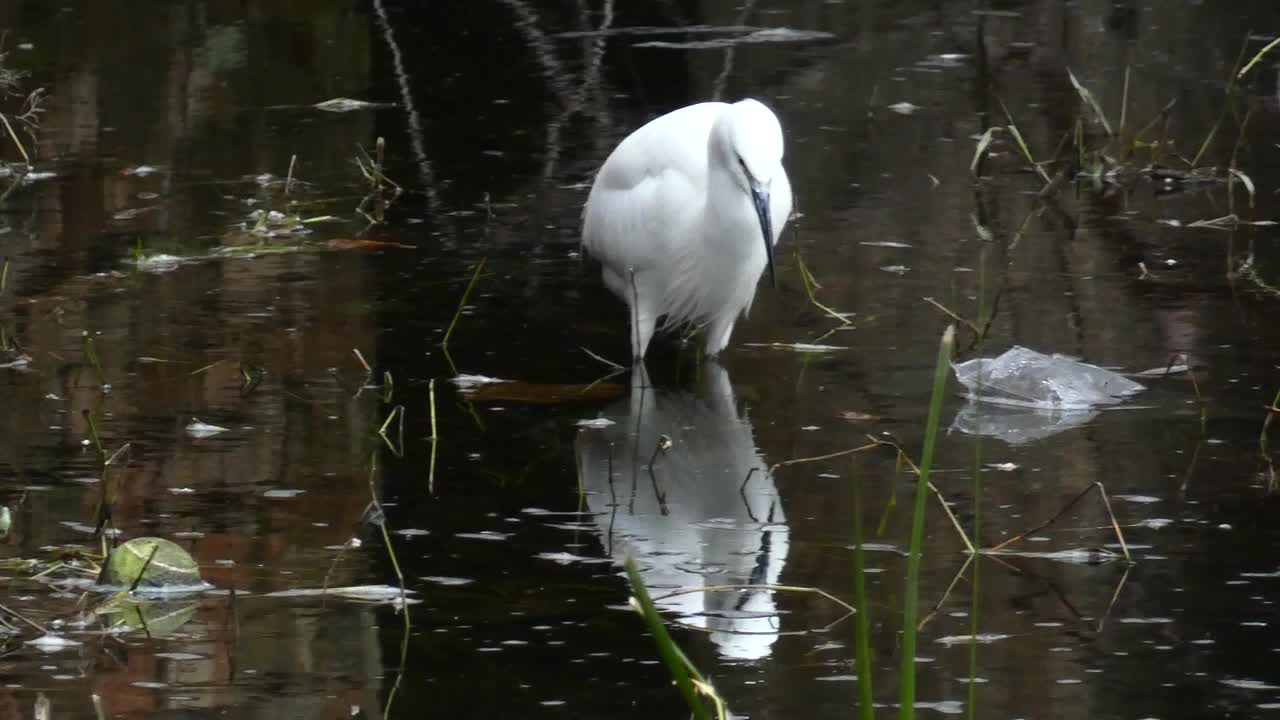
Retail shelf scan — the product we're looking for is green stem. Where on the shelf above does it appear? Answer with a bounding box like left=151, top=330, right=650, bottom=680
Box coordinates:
left=852, top=475, right=875, bottom=720
left=899, top=325, right=955, bottom=720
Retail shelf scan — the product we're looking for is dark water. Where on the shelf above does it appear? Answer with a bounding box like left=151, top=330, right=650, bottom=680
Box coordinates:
left=1, top=1, right=1279, bottom=718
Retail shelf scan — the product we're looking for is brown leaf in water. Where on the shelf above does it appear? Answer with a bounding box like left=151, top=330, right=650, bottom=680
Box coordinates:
left=468, top=382, right=624, bottom=404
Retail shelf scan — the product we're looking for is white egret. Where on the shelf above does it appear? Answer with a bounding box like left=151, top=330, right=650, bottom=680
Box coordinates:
left=582, top=99, right=792, bottom=360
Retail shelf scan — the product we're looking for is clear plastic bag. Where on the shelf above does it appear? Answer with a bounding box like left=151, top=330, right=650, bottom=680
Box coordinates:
left=952, top=346, right=1145, bottom=410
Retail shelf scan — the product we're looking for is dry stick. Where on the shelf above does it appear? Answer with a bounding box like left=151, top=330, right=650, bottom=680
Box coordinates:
left=797, top=251, right=851, bottom=325
left=871, top=435, right=977, bottom=555
left=768, top=441, right=880, bottom=474
left=917, top=554, right=976, bottom=631
left=427, top=379, right=439, bottom=493
left=1095, top=564, right=1133, bottom=632
left=1093, top=482, right=1131, bottom=561
left=0, top=600, right=49, bottom=634
left=189, top=359, right=228, bottom=376
left=923, top=297, right=982, bottom=336
left=352, top=348, right=373, bottom=373
left=987, top=481, right=1130, bottom=561
left=652, top=583, right=857, bottom=616
left=367, top=455, right=407, bottom=604
left=581, top=345, right=624, bottom=371
left=0, top=112, right=31, bottom=167
left=285, top=154, right=297, bottom=196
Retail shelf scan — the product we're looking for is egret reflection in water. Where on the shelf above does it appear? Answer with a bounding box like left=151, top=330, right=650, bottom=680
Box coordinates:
left=575, top=364, right=789, bottom=660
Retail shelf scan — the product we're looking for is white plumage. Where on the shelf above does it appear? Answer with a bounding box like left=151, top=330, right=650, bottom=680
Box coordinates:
left=583, top=99, right=792, bottom=359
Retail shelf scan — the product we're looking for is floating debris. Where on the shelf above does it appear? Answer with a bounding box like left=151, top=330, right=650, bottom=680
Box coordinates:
left=262, top=488, right=305, bottom=498
left=186, top=419, right=230, bottom=438
left=451, top=374, right=513, bottom=391
left=744, top=342, right=848, bottom=352
left=264, top=585, right=417, bottom=603
left=575, top=418, right=616, bottom=429
left=887, top=101, right=922, bottom=115
left=535, top=551, right=612, bottom=565
left=421, top=576, right=475, bottom=587
left=1114, top=495, right=1160, bottom=504
left=135, top=253, right=183, bottom=273
left=100, top=537, right=204, bottom=591
left=634, top=27, right=835, bottom=49
left=312, top=98, right=394, bottom=112
left=1222, top=679, right=1280, bottom=691
left=455, top=531, right=512, bottom=542
left=25, top=634, right=82, bottom=651
left=984, top=547, right=1122, bottom=564
left=1132, top=363, right=1191, bottom=377
left=954, top=346, right=1145, bottom=410
left=934, top=633, right=1012, bottom=646
left=0, top=354, right=32, bottom=370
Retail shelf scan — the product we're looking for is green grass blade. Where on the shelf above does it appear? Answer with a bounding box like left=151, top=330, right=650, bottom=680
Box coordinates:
left=898, top=324, right=956, bottom=720
left=624, top=557, right=710, bottom=720
left=1238, top=35, right=1280, bottom=80
left=852, top=476, right=876, bottom=720
left=443, top=259, right=486, bottom=347
left=1066, top=68, right=1113, bottom=136
left=998, top=101, right=1051, bottom=184
left=970, top=126, right=999, bottom=176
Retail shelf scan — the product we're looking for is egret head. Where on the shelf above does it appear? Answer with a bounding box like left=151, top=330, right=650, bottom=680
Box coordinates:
left=717, top=99, right=785, bottom=287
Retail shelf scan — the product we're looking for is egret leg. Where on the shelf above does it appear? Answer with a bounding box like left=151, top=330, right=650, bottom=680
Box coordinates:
left=703, top=313, right=738, bottom=357
left=630, top=297, right=660, bottom=361
left=609, top=267, right=659, bottom=360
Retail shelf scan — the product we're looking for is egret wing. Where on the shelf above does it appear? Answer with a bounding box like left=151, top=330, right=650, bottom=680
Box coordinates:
left=582, top=102, right=728, bottom=272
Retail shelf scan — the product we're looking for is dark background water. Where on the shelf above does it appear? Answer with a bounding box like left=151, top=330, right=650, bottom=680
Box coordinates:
left=1, top=1, right=1279, bottom=718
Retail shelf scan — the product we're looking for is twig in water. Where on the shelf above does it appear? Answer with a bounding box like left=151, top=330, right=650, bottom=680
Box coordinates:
left=796, top=251, right=852, bottom=325
left=581, top=346, right=625, bottom=371
left=0, top=111, right=31, bottom=167
left=769, top=441, right=880, bottom=474
left=366, top=455, right=407, bottom=604
left=285, top=154, right=297, bottom=196
left=923, top=297, right=982, bottom=336
left=1095, top=564, right=1133, bottom=632
left=427, top=379, right=439, bottom=493
left=917, top=554, right=976, bottom=630
left=0, top=600, right=49, bottom=634
left=987, top=481, right=1131, bottom=561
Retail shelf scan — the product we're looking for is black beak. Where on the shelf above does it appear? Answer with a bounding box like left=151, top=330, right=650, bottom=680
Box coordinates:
left=749, top=179, right=775, bottom=288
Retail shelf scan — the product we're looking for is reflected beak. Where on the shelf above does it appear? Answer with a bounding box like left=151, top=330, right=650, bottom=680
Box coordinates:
left=749, top=179, right=775, bottom=288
